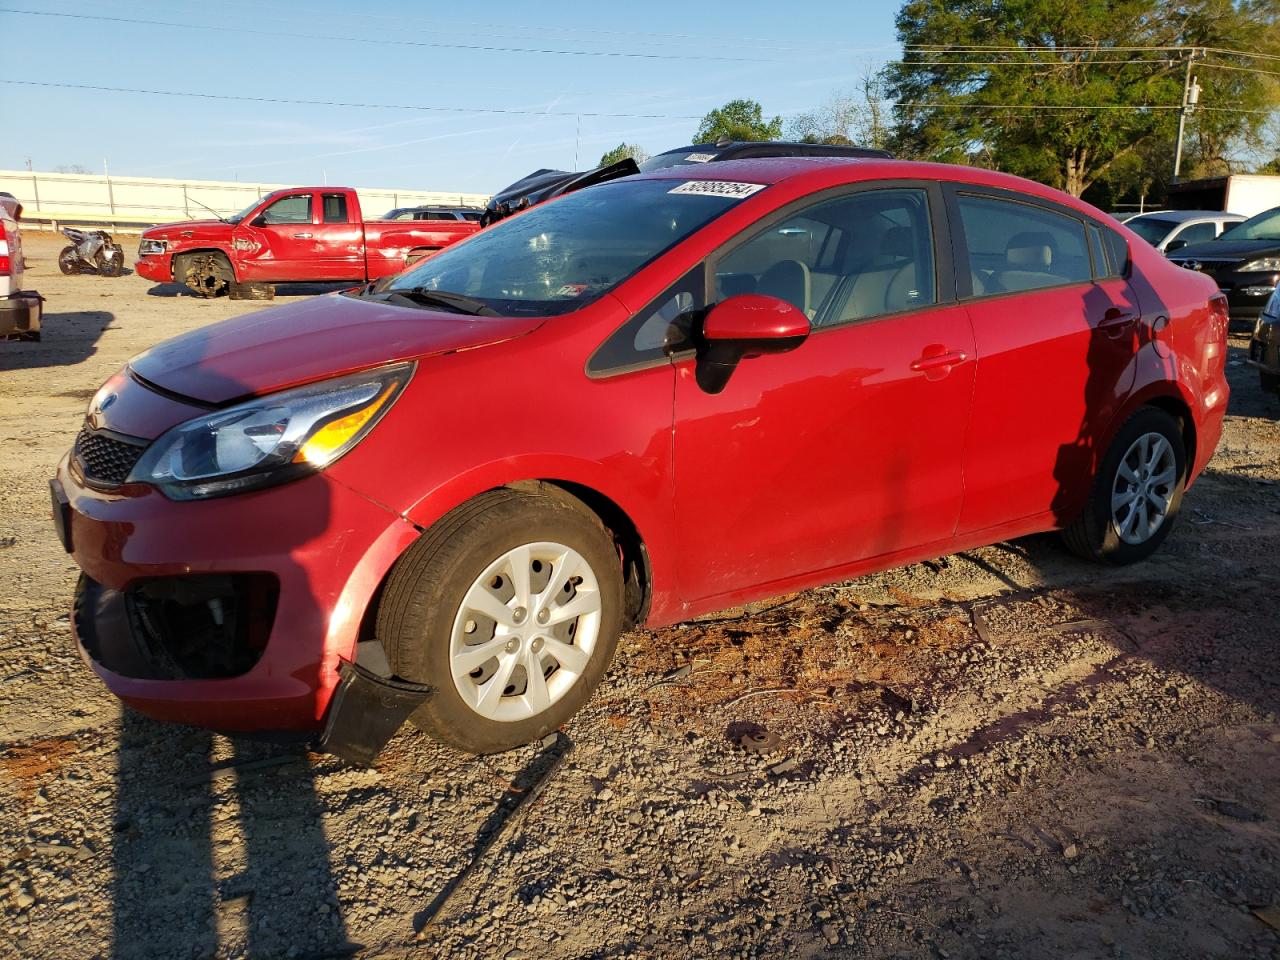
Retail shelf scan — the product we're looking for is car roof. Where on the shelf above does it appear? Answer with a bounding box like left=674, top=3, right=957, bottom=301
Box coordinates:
left=1129, top=209, right=1243, bottom=222
left=630, top=156, right=1104, bottom=211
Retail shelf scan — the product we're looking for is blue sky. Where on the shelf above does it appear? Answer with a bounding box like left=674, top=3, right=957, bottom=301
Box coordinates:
left=0, top=0, right=902, bottom=194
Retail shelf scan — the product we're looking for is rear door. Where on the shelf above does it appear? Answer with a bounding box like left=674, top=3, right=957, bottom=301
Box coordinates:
left=311, top=192, right=365, bottom=281
left=232, top=191, right=317, bottom=281
left=670, top=183, right=976, bottom=604
left=948, top=187, right=1142, bottom=533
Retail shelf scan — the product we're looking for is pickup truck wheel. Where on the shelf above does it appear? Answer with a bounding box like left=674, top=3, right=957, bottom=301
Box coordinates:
left=377, top=488, right=624, bottom=755
left=404, top=247, right=438, bottom=267
left=176, top=252, right=233, bottom=298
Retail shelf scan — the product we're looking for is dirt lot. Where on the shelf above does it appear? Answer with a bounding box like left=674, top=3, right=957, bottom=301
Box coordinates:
left=2, top=231, right=1279, bottom=960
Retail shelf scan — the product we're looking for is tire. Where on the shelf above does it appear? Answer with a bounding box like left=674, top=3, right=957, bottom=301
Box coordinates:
left=1062, top=406, right=1187, bottom=564
left=176, top=251, right=233, bottom=298
left=100, top=246, right=125, bottom=278
left=57, top=246, right=80, bottom=275
left=377, top=487, right=624, bottom=754
left=1262, top=371, right=1280, bottom=396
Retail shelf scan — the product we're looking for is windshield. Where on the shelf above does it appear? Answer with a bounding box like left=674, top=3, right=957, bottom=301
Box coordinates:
left=1220, top=207, right=1280, bottom=242
left=383, top=178, right=760, bottom=316
left=1125, top=216, right=1178, bottom=245
left=225, top=200, right=259, bottom=225
left=638, top=149, right=720, bottom=172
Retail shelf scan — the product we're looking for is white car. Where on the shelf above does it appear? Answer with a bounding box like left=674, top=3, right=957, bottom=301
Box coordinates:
left=0, top=192, right=42, bottom=341
left=1124, top=209, right=1245, bottom=255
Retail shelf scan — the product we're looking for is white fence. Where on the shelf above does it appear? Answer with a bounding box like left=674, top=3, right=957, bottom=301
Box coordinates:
left=0, top=169, right=489, bottom=230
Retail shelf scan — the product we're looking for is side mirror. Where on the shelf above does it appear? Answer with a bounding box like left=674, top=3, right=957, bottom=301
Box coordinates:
left=250, top=214, right=268, bottom=228
left=696, top=294, right=810, bottom=393
left=1165, top=239, right=1188, bottom=253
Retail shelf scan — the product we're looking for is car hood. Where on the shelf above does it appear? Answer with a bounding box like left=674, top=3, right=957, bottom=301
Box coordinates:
left=128, top=292, right=544, bottom=405
left=1169, top=237, right=1280, bottom=260
left=142, top=219, right=233, bottom=240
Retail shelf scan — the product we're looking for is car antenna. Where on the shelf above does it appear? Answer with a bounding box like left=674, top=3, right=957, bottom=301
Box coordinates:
left=188, top=197, right=229, bottom=223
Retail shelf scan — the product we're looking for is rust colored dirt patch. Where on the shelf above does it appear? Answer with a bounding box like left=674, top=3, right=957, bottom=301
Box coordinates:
left=0, top=737, right=79, bottom=799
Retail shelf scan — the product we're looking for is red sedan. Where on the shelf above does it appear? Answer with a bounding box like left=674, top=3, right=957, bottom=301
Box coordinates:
left=54, top=158, right=1228, bottom=758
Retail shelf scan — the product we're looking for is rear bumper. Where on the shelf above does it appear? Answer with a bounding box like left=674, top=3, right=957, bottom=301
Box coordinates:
left=0, top=290, right=42, bottom=337
left=57, top=452, right=421, bottom=732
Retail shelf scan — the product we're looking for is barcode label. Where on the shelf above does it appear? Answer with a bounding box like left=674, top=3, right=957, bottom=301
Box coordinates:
left=668, top=180, right=765, bottom=199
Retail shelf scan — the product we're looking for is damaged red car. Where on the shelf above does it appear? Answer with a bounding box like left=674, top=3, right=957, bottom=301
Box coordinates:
left=55, top=158, right=1228, bottom=760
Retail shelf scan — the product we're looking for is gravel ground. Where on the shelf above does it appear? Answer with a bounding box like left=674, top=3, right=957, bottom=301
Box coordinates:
left=2, top=232, right=1279, bottom=960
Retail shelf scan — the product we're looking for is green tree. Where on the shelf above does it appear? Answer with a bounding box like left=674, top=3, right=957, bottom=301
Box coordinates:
left=598, top=143, right=649, bottom=166
left=884, top=0, right=1280, bottom=196
left=695, top=99, right=783, bottom=144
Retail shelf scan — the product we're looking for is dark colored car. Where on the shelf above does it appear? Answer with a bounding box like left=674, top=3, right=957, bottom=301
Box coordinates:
left=480, top=140, right=893, bottom=225
left=1249, top=287, right=1280, bottom=398
left=1168, top=205, right=1280, bottom=321
left=56, top=157, right=1227, bottom=762
left=382, top=206, right=483, bottom=223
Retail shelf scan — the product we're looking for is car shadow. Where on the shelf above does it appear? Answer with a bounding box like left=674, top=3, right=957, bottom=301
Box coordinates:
left=0, top=311, right=114, bottom=371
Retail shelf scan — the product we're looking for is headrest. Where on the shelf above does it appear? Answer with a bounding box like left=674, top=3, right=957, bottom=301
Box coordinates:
left=1005, top=231, right=1055, bottom=268
left=881, top=226, right=912, bottom=260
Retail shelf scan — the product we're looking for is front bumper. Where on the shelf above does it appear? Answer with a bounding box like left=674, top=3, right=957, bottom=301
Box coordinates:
left=134, top=254, right=171, bottom=283
left=1249, top=318, right=1280, bottom=376
left=56, top=452, right=420, bottom=733
left=1179, top=266, right=1278, bottom=321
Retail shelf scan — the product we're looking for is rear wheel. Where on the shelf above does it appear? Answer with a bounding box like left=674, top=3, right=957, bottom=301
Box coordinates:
left=1063, top=407, right=1187, bottom=564
left=176, top=252, right=233, bottom=297
left=57, top=246, right=80, bottom=275
left=377, top=487, right=624, bottom=754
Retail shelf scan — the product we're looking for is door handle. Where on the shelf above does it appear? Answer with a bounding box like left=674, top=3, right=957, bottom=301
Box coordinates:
left=293, top=232, right=313, bottom=239
left=910, top=349, right=967, bottom=372
left=1099, top=307, right=1138, bottom=337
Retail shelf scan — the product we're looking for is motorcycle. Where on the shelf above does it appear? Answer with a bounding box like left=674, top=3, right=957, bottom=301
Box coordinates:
left=58, top=227, right=125, bottom=277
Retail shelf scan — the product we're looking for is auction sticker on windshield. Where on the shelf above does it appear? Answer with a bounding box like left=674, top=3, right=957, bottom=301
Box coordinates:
left=668, top=181, right=766, bottom=199
left=684, top=153, right=715, bottom=163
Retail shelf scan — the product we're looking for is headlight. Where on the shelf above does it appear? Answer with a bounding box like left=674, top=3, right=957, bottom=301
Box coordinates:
left=1238, top=257, right=1280, bottom=272
left=138, top=238, right=168, bottom=256
left=128, top=363, right=413, bottom=499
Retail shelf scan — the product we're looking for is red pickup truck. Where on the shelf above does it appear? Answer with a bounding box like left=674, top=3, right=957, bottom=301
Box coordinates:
left=134, top=186, right=479, bottom=298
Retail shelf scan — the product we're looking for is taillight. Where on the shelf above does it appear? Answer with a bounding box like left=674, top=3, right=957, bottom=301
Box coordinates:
left=0, top=238, right=9, bottom=275
left=1209, top=294, right=1230, bottom=325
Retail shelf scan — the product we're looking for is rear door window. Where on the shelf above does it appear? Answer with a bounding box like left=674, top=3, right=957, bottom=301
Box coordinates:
left=321, top=194, right=349, bottom=223
left=956, top=194, right=1092, bottom=295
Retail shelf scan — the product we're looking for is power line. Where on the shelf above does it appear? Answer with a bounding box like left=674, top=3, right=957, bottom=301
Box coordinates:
left=9, top=77, right=1270, bottom=119
left=0, top=7, right=783, bottom=62
left=0, top=78, right=703, bottom=120
left=890, top=56, right=1280, bottom=79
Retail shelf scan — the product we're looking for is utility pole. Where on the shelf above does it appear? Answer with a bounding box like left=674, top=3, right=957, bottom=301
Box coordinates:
left=1173, top=48, right=1203, bottom=181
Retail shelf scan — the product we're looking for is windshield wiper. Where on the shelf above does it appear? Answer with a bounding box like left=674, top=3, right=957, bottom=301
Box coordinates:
left=385, top=287, right=499, bottom=316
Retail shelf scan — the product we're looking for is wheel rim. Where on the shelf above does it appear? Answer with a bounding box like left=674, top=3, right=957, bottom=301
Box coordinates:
left=1111, top=431, right=1178, bottom=545
left=449, top=541, right=602, bottom=723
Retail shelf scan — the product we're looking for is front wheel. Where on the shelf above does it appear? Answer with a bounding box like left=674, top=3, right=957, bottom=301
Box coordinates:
left=57, top=246, right=80, bottom=275
left=377, top=487, right=624, bottom=754
left=176, top=252, right=233, bottom=297
left=100, top=246, right=125, bottom=277
left=1062, top=407, right=1187, bottom=564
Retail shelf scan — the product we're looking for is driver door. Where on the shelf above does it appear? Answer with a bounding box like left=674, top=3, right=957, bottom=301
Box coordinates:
left=671, top=185, right=975, bottom=605
left=232, top=192, right=317, bottom=282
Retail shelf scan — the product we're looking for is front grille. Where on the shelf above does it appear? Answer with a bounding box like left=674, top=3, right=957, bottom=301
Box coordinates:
left=74, top=426, right=147, bottom=486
